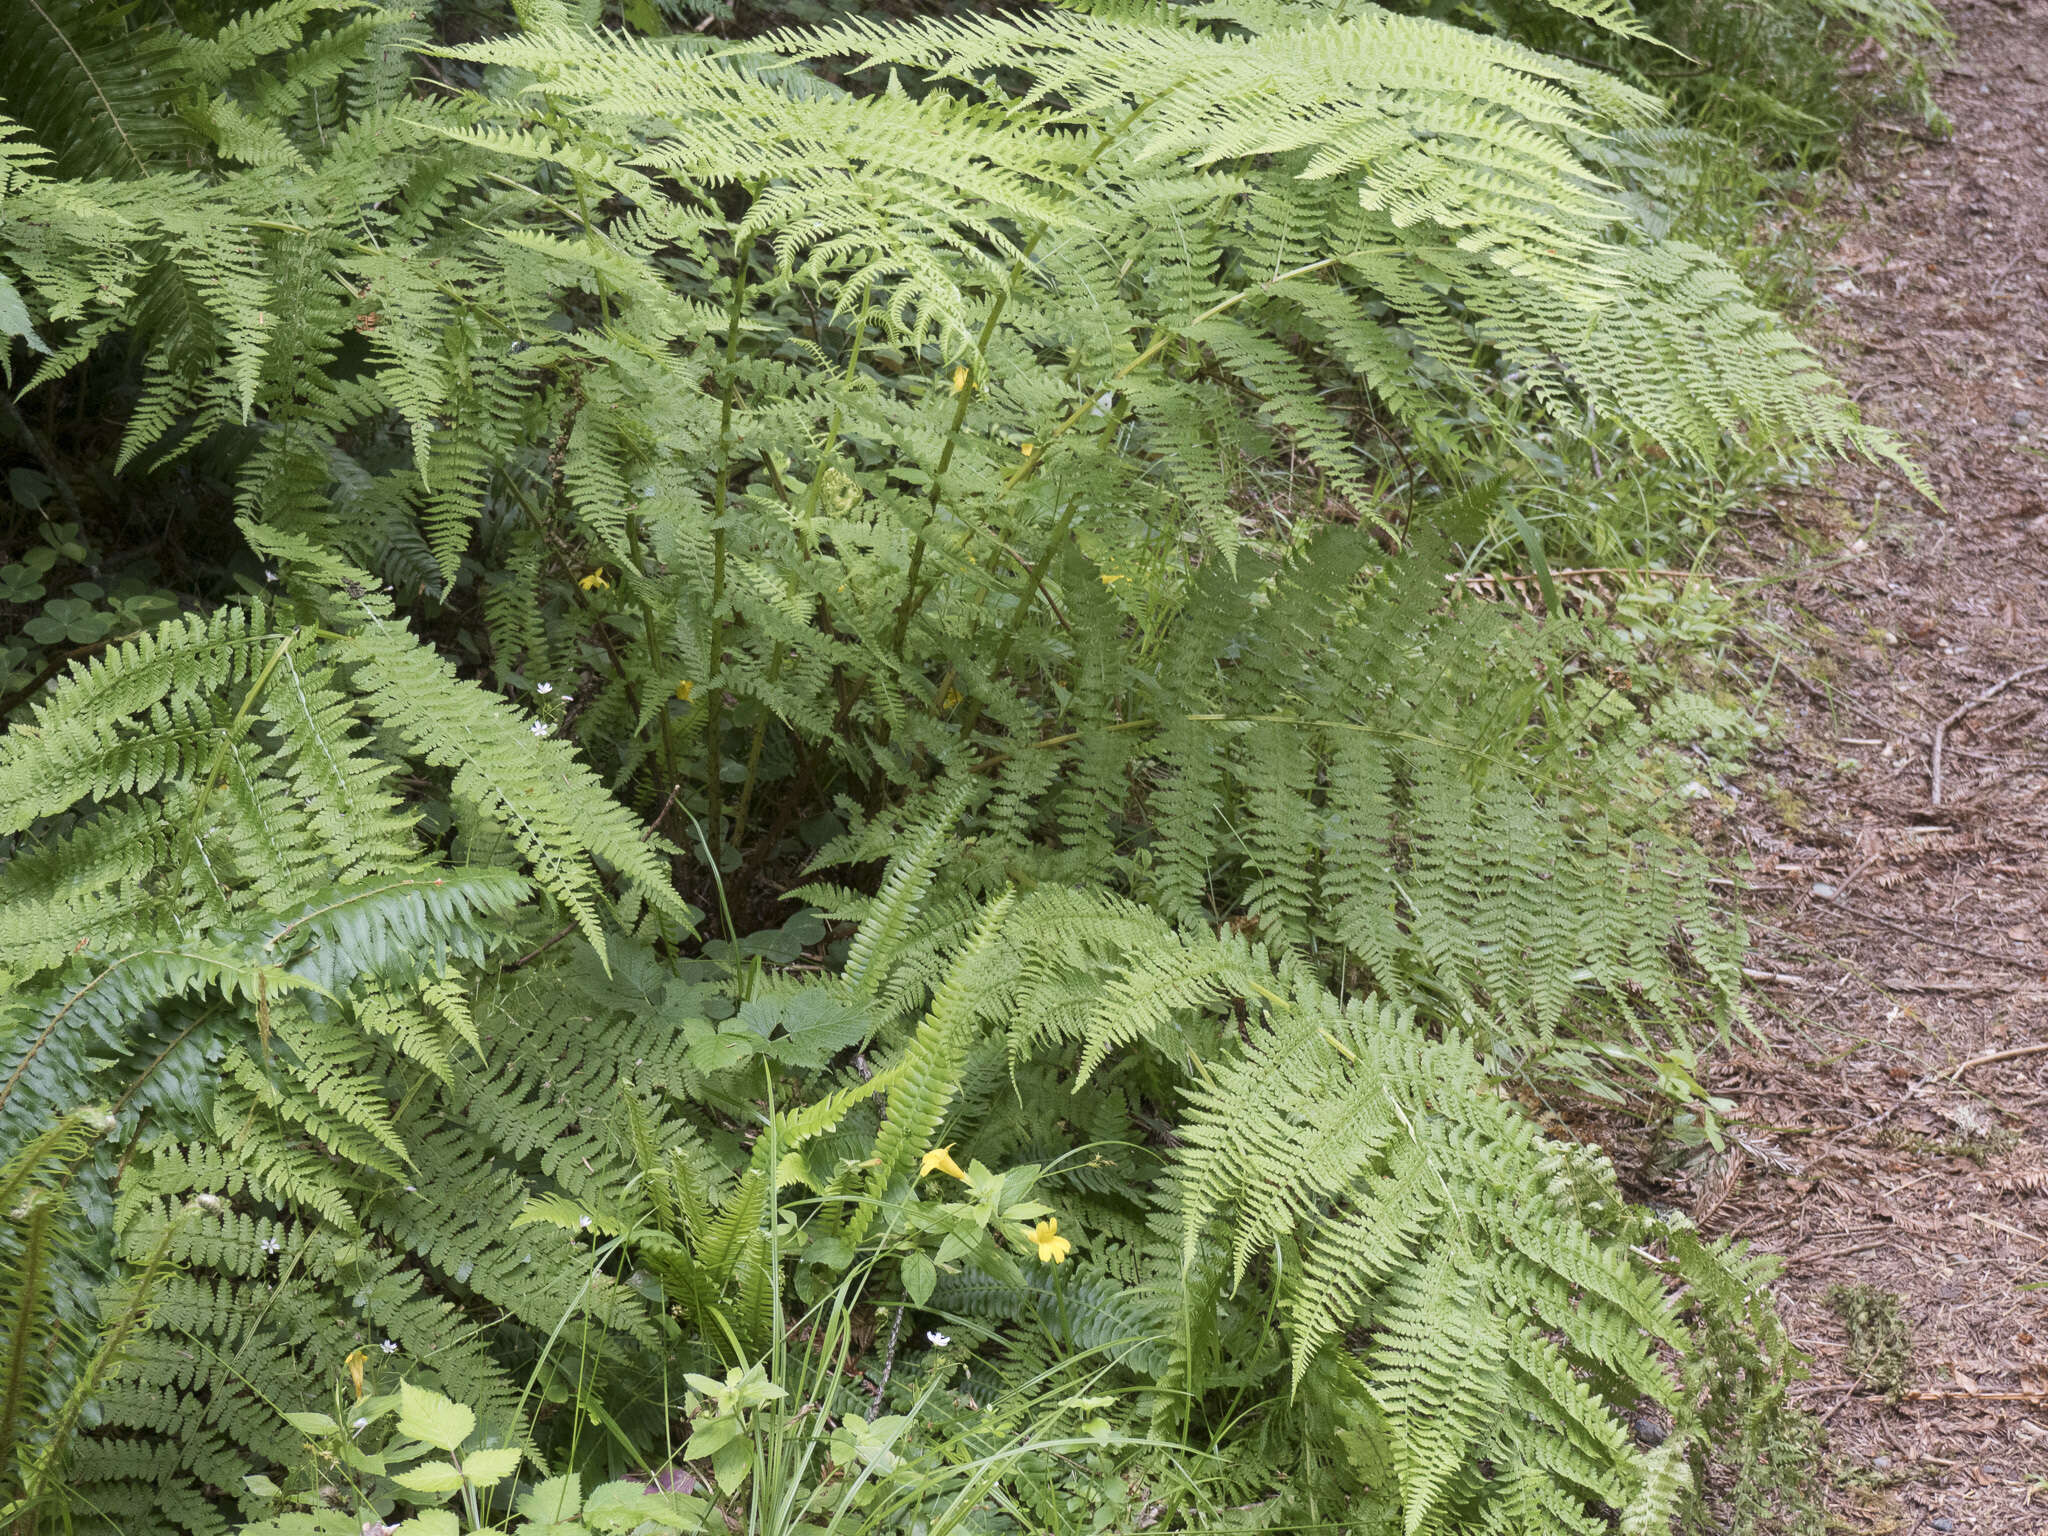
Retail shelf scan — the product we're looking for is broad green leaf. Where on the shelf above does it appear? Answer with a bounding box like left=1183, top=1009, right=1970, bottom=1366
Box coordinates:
left=901, top=1250, right=936, bottom=1306
left=709, top=1435, right=751, bottom=1493
left=397, top=1381, right=475, bottom=1452
left=519, top=1473, right=584, bottom=1522
left=282, top=1411, right=339, bottom=1436
left=462, top=1444, right=524, bottom=1486
left=391, top=1459, right=468, bottom=1494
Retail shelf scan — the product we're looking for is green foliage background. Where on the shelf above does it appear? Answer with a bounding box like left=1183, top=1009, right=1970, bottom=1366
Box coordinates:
left=0, top=0, right=1936, bottom=1532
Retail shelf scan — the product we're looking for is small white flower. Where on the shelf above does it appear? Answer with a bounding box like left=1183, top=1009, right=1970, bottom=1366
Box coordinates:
left=351, top=1416, right=370, bottom=1432
left=558, top=693, right=573, bottom=703
left=926, top=1330, right=951, bottom=1348
left=531, top=721, right=553, bottom=738
left=263, top=567, right=277, bottom=583
left=577, top=1215, right=593, bottom=1231
left=536, top=681, right=553, bottom=694
left=379, top=1340, right=398, bottom=1355
left=404, top=1184, right=417, bottom=1194
left=261, top=1237, right=282, bottom=1256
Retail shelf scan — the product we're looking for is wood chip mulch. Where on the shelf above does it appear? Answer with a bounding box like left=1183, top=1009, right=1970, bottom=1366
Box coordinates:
left=1682, top=1, right=2048, bottom=1527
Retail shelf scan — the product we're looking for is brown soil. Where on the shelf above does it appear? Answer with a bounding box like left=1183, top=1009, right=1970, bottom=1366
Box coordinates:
left=1694, top=1, right=2048, bottom=1528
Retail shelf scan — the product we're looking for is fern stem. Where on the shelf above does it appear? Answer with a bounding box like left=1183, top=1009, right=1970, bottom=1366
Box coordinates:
left=945, top=496, right=1080, bottom=739
left=726, top=641, right=785, bottom=853
left=886, top=263, right=1029, bottom=659
left=624, top=512, right=681, bottom=795
left=886, top=93, right=1157, bottom=658
left=182, top=624, right=300, bottom=857
left=0, top=1201, right=51, bottom=1504
left=729, top=299, right=875, bottom=854
left=26, top=1207, right=181, bottom=1512
left=704, top=199, right=763, bottom=871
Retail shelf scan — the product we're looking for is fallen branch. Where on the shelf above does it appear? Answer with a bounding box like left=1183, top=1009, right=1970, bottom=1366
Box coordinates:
left=1824, top=899, right=2045, bottom=972
left=1968, top=1210, right=2048, bottom=1250
left=1899, top=1389, right=2048, bottom=1403
left=1741, top=966, right=1810, bottom=987
left=1930, top=660, right=2048, bottom=807
left=1945, top=1041, right=2048, bottom=1078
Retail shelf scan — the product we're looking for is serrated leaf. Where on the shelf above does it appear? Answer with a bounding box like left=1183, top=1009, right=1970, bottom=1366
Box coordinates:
left=462, top=1444, right=523, bottom=1486
left=397, top=1382, right=474, bottom=1452
left=0, top=274, right=46, bottom=354
left=518, top=1472, right=584, bottom=1522
left=282, top=1411, right=340, bottom=1435
left=391, top=1458, right=468, bottom=1493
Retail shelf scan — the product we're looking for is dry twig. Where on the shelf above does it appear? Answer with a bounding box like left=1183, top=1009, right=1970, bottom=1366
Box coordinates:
left=1930, top=660, right=2048, bottom=806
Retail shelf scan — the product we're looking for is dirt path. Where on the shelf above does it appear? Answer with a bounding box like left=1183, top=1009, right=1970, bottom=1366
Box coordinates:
left=1696, top=1, right=2048, bottom=1528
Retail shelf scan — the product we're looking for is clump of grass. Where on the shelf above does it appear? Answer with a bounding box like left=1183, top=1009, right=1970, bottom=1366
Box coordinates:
left=1825, top=1283, right=1915, bottom=1402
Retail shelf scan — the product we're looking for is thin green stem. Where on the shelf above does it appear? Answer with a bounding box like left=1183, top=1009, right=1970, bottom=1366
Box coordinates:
left=0, top=1202, right=49, bottom=1503
left=886, top=268, right=1027, bottom=658
left=184, top=627, right=300, bottom=855
left=705, top=197, right=764, bottom=870
left=730, top=301, right=874, bottom=853
left=623, top=512, right=680, bottom=794
left=885, top=93, right=1160, bottom=659
left=945, top=495, right=1080, bottom=740
left=727, top=641, right=785, bottom=850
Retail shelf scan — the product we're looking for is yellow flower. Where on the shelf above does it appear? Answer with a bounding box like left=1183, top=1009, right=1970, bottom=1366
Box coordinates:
left=941, top=687, right=962, bottom=711
left=578, top=569, right=609, bottom=592
left=919, top=1145, right=968, bottom=1183
left=1099, top=573, right=1126, bottom=586
left=950, top=364, right=970, bottom=394
left=675, top=679, right=694, bottom=701
left=1019, top=442, right=1035, bottom=459
left=344, top=1347, right=368, bottom=1401
left=1027, top=1217, right=1071, bottom=1264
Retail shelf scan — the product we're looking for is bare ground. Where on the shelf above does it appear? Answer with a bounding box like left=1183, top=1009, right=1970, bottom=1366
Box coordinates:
left=1689, top=0, right=2048, bottom=1528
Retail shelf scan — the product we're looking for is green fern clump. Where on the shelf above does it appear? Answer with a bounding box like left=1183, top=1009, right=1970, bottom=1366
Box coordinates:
left=34, top=822, right=1799, bottom=1536
left=0, top=587, right=701, bottom=1505
left=821, top=529, right=1748, bottom=1077
left=0, top=0, right=1892, bottom=1530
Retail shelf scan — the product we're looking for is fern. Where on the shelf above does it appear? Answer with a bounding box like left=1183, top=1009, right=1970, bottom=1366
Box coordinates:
left=0, top=2, right=1884, bottom=1530
left=841, top=533, right=1749, bottom=1081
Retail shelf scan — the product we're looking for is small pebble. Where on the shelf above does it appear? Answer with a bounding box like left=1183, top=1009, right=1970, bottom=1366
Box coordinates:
left=1872, top=1454, right=1891, bottom=1470
left=1812, top=882, right=1839, bottom=899
left=1931, top=1519, right=1955, bottom=1533
left=1631, top=1416, right=1667, bottom=1447
left=2014, top=411, right=2035, bottom=429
